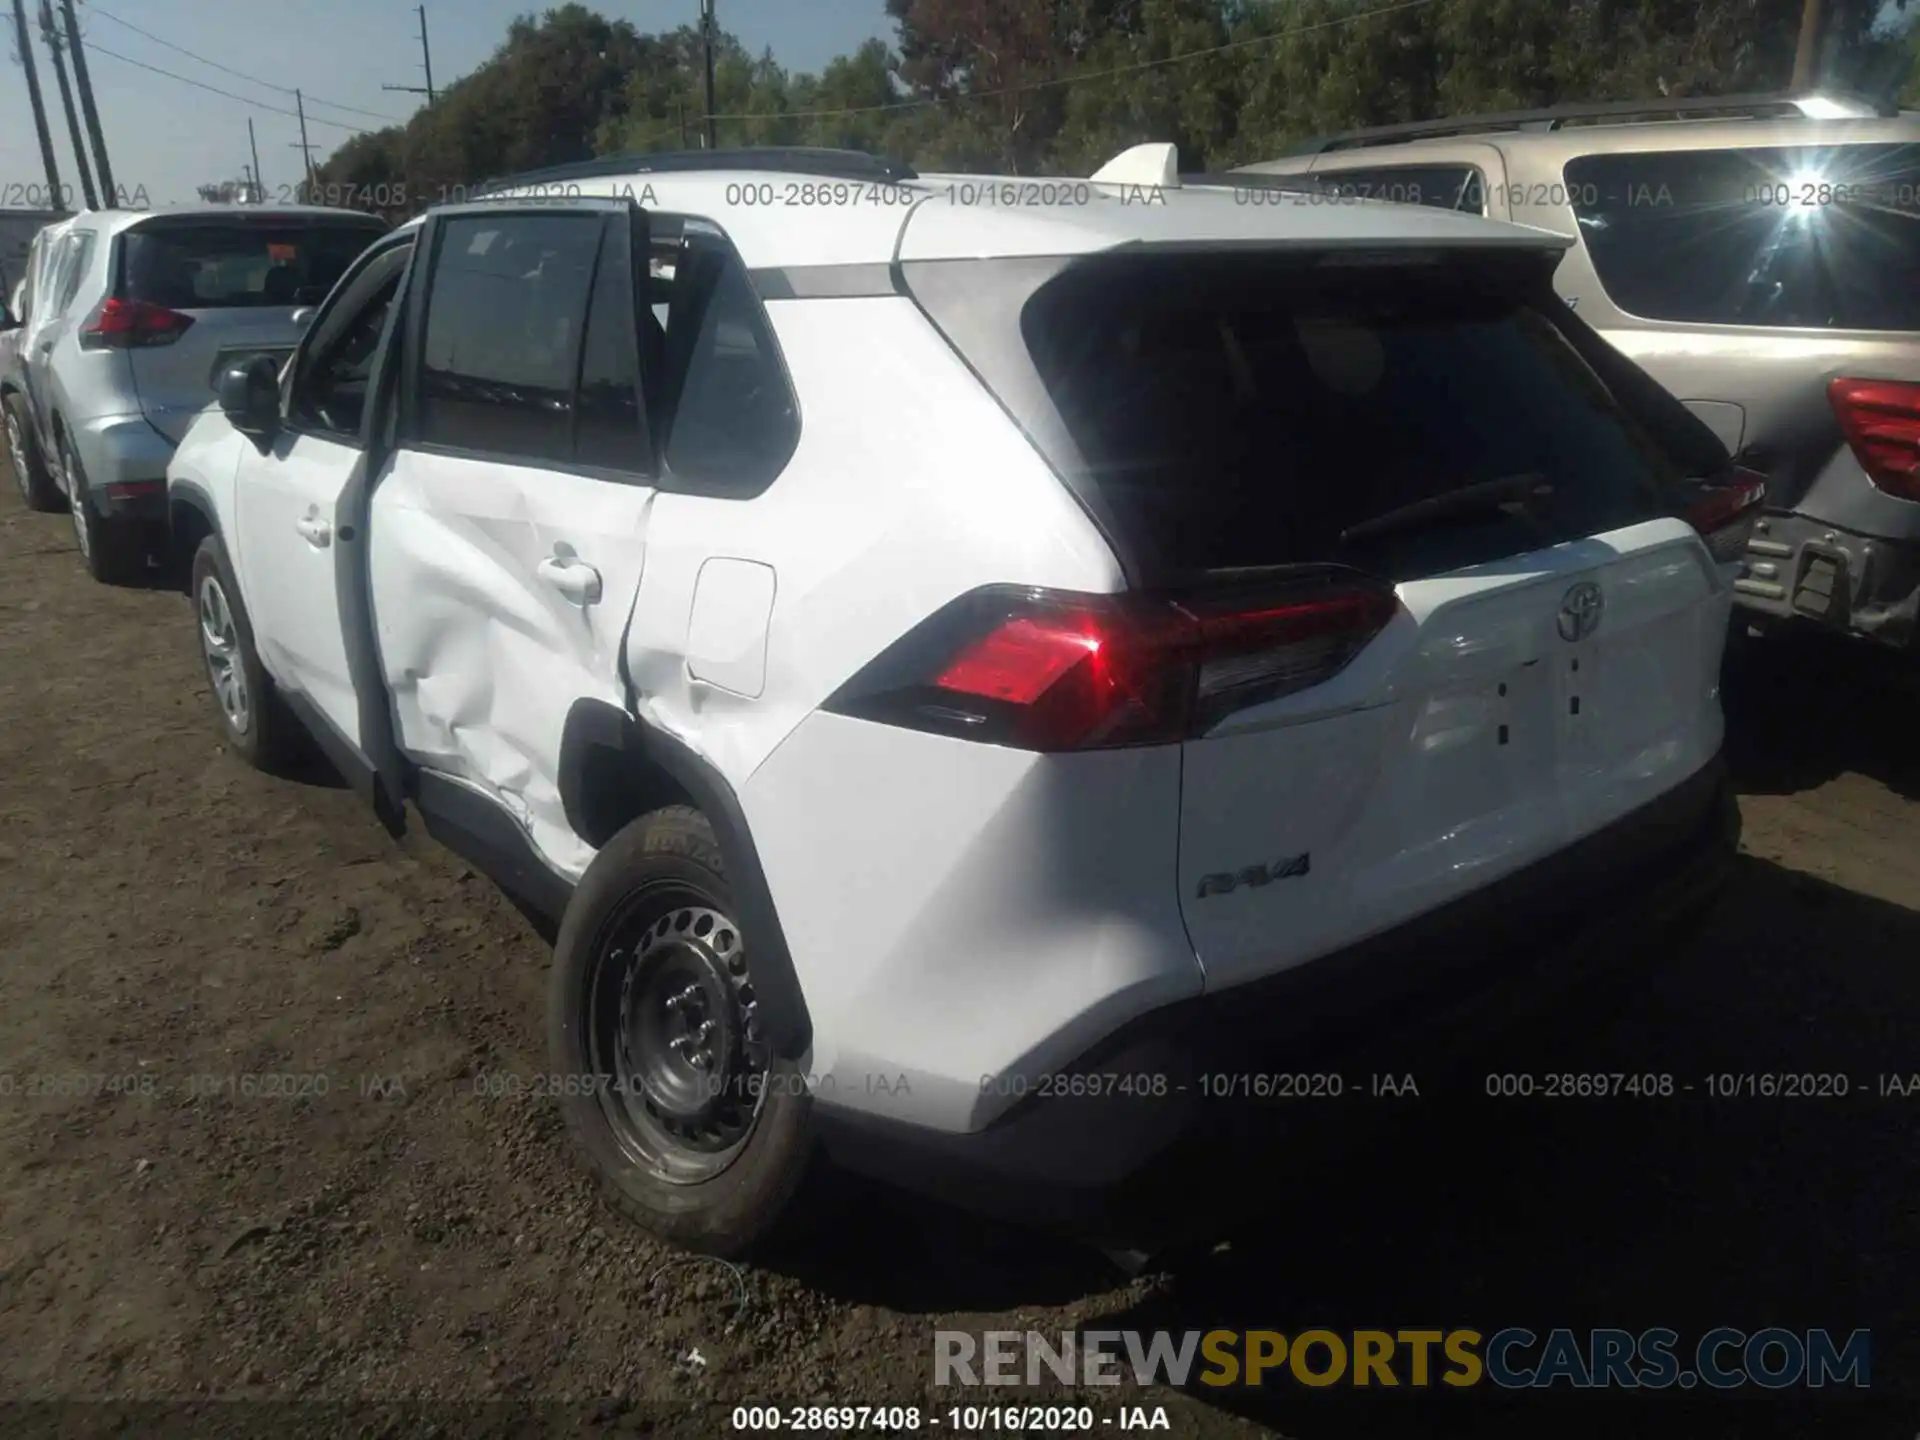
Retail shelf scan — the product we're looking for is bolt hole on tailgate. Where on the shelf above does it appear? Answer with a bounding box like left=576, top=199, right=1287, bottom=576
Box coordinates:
left=908, top=246, right=1744, bottom=989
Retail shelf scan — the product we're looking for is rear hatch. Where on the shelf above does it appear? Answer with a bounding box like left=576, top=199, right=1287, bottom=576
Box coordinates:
left=903, top=244, right=1751, bottom=991
left=91, top=212, right=387, bottom=443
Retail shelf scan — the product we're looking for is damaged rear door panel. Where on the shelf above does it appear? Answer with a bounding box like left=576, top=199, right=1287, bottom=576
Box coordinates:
left=363, top=196, right=659, bottom=879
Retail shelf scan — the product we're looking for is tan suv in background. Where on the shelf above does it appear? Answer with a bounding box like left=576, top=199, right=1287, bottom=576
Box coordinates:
left=1242, top=92, right=1920, bottom=653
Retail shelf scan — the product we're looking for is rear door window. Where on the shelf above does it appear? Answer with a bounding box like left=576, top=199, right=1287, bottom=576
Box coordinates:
left=410, top=211, right=645, bottom=471
left=1565, top=145, right=1920, bottom=330
left=121, top=222, right=387, bottom=310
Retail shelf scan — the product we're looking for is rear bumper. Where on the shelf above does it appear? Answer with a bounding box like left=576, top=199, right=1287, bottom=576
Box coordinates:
left=1734, top=511, right=1920, bottom=651
left=68, top=412, right=176, bottom=518
left=814, top=756, right=1740, bottom=1239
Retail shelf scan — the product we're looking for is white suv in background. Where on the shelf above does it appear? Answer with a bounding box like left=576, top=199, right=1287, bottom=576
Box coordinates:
left=168, top=147, right=1747, bottom=1256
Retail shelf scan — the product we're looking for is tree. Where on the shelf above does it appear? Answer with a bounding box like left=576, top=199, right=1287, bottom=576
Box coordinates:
left=312, top=0, right=1920, bottom=202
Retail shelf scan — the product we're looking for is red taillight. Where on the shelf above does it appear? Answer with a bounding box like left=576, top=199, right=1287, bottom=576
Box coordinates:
left=936, top=617, right=1106, bottom=704
left=1830, top=377, right=1920, bottom=503
left=1682, top=467, right=1767, bottom=564
left=826, top=575, right=1399, bottom=751
left=79, top=297, right=194, bottom=350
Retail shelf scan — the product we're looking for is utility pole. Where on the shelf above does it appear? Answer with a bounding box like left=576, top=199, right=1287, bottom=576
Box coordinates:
left=38, top=0, right=95, bottom=209
left=418, top=5, right=435, bottom=106
left=59, top=0, right=112, bottom=204
left=1790, top=0, right=1822, bottom=93
left=292, top=89, right=317, bottom=194
left=9, top=0, right=64, bottom=209
left=382, top=5, right=437, bottom=106
left=248, top=118, right=264, bottom=203
left=700, top=0, right=717, bottom=149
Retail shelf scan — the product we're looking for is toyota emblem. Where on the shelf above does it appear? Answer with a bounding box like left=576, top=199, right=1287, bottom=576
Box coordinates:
left=1557, top=581, right=1604, bottom=642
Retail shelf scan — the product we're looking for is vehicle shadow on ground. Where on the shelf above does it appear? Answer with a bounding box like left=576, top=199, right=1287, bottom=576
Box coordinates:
left=778, top=855, right=1920, bottom=1437
left=1722, top=631, right=1920, bottom=801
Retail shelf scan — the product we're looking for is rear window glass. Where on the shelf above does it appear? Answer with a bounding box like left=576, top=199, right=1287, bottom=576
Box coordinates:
left=122, top=223, right=385, bottom=310
left=1566, top=145, right=1920, bottom=330
left=997, top=252, right=1687, bottom=580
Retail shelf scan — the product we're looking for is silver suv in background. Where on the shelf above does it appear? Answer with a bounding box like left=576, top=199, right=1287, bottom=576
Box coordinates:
left=1241, top=93, right=1920, bottom=652
left=1, top=205, right=388, bottom=581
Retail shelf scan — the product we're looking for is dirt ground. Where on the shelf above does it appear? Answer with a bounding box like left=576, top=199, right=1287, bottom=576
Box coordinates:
left=3, top=474, right=1920, bottom=1440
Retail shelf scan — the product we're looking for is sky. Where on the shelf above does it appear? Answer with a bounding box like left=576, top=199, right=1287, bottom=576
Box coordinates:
left=4, top=0, right=898, bottom=207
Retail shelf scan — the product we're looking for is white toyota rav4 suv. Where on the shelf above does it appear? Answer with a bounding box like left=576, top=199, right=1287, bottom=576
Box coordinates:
left=168, top=146, right=1749, bottom=1256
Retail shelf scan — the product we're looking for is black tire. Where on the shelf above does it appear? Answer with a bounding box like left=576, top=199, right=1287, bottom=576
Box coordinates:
left=59, top=431, right=145, bottom=584
left=549, top=805, right=814, bottom=1257
left=4, top=392, right=60, bottom=512
left=189, top=534, right=301, bottom=772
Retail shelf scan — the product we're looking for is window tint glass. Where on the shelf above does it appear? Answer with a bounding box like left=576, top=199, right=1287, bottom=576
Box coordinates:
left=122, top=222, right=385, bottom=310
left=661, top=245, right=798, bottom=492
left=416, top=213, right=601, bottom=464
left=574, top=237, right=646, bottom=470
left=43, top=236, right=80, bottom=315
left=55, top=233, right=95, bottom=311
left=1320, top=165, right=1484, bottom=214
left=18, top=237, right=41, bottom=318
left=292, top=244, right=412, bottom=438
left=994, top=252, right=1683, bottom=580
left=1566, top=145, right=1920, bottom=330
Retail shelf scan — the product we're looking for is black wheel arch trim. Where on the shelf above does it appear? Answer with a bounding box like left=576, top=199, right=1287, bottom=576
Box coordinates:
left=561, top=697, right=814, bottom=1061
left=167, top=479, right=220, bottom=542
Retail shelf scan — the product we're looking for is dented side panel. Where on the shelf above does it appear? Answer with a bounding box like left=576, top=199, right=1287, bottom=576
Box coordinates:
left=367, top=448, right=654, bottom=879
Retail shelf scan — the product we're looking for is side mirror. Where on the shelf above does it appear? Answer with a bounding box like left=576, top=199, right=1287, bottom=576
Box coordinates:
left=217, top=354, right=282, bottom=445
left=290, top=305, right=317, bottom=329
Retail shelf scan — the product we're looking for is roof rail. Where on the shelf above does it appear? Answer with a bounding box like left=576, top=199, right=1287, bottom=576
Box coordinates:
left=475, top=146, right=919, bottom=196
left=1284, top=91, right=1899, bottom=155
left=1181, top=171, right=1326, bottom=195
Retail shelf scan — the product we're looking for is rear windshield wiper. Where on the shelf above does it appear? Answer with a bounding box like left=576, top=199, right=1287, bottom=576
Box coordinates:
left=1339, top=472, right=1553, bottom=547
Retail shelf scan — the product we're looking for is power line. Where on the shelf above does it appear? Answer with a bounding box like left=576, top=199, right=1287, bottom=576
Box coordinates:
left=84, top=42, right=376, bottom=132
left=87, top=6, right=405, bottom=122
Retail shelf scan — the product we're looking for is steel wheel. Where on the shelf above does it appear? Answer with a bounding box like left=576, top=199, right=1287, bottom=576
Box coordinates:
left=590, top=889, right=769, bottom=1185
left=198, top=572, right=251, bottom=735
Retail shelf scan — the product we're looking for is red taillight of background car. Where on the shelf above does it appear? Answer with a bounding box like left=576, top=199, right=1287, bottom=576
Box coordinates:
left=1829, top=377, right=1920, bottom=503
left=826, top=573, right=1400, bottom=751
left=78, top=297, right=194, bottom=350
left=1682, top=466, right=1768, bottom=564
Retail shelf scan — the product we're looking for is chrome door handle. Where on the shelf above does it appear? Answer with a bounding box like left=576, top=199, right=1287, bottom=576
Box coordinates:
left=295, top=514, right=332, bottom=548
left=537, top=554, right=602, bottom=605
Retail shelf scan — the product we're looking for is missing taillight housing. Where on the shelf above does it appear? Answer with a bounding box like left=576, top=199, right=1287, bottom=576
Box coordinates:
left=79, top=297, right=194, bottom=351
left=824, top=573, right=1399, bottom=751
left=1830, top=377, right=1920, bottom=503
left=1682, top=468, right=1767, bottom=565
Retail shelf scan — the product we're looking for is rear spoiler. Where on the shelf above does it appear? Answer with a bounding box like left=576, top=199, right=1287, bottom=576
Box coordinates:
left=1090, top=142, right=1181, bottom=188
